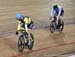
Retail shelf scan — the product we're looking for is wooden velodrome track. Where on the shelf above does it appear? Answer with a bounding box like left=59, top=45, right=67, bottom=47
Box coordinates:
left=0, top=0, right=75, bottom=57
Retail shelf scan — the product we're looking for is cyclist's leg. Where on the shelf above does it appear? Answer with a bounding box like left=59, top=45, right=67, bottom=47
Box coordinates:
left=60, top=9, right=64, bottom=25
left=54, top=11, right=58, bottom=26
left=20, top=23, right=28, bottom=44
left=21, top=32, right=27, bottom=44
left=27, top=23, right=33, bottom=45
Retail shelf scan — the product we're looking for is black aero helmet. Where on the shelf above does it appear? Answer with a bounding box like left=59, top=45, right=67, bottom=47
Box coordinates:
left=53, top=5, right=58, bottom=10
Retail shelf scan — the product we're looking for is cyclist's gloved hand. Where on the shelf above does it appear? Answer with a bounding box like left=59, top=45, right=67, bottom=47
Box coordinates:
left=16, top=31, right=18, bottom=35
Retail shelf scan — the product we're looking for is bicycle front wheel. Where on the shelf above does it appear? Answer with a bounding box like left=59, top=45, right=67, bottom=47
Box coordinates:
left=50, top=22, right=55, bottom=33
left=18, top=35, right=24, bottom=52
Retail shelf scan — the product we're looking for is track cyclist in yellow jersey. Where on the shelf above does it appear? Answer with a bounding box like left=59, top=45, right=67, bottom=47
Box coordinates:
left=16, top=13, right=34, bottom=46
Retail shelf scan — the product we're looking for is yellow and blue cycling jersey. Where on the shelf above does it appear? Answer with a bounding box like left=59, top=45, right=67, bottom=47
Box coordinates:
left=17, top=16, right=33, bottom=33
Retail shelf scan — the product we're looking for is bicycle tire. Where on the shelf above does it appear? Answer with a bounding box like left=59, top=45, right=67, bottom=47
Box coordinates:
left=59, top=20, right=64, bottom=31
left=50, top=22, right=55, bottom=33
left=18, top=35, right=24, bottom=52
left=28, top=33, right=34, bottom=50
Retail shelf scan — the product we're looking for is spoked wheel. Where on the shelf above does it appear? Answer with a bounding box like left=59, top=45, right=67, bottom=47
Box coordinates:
left=18, top=35, right=24, bottom=52
left=50, top=22, right=55, bottom=33
left=28, top=33, right=34, bottom=50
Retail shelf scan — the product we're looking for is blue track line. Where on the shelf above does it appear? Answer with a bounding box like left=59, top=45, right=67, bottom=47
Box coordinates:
left=0, top=21, right=75, bottom=37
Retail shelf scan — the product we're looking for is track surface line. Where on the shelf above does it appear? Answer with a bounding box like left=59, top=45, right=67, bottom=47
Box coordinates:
left=0, top=21, right=75, bottom=37
left=12, top=42, right=75, bottom=57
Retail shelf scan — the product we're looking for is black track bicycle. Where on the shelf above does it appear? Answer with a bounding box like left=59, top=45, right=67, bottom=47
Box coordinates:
left=18, top=30, right=34, bottom=52
left=50, top=16, right=64, bottom=33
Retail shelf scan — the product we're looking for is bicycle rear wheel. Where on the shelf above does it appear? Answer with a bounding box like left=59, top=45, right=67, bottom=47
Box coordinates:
left=18, top=35, right=24, bottom=52
left=28, top=33, right=34, bottom=50
left=59, top=20, right=64, bottom=31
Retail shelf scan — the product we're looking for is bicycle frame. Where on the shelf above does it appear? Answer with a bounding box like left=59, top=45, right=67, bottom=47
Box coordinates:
left=19, top=30, right=27, bottom=43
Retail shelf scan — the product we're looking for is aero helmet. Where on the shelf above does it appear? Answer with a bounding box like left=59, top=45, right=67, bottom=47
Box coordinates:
left=16, top=13, right=22, bottom=20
